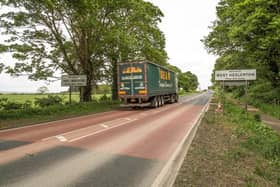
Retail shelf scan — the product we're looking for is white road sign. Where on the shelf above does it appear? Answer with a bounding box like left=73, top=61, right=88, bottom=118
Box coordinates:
left=215, top=69, right=256, bottom=81
left=61, top=75, right=87, bottom=87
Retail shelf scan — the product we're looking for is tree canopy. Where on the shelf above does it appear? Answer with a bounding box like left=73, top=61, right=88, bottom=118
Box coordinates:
left=203, top=0, right=280, bottom=102
left=178, top=71, right=198, bottom=92
left=0, top=0, right=167, bottom=101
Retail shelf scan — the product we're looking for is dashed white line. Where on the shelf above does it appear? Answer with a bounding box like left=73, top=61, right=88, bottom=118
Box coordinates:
left=68, top=119, right=138, bottom=143
left=100, top=124, right=108, bottom=128
left=55, top=135, right=67, bottom=142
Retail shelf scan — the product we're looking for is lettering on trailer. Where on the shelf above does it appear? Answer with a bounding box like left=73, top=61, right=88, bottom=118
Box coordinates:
left=122, top=67, right=142, bottom=74
left=215, top=69, right=256, bottom=81
left=121, top=75, right=143, bottom=80
left=160, top=69, right=171, bottom=80
left=159, top=82, right=173, bottom=88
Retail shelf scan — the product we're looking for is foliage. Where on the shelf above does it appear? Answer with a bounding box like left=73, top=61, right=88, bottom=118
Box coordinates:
left=34, top=95, right=63, bottom=107
left=0, top=63, right=4, bottom=73
left=99, top=94, right=111, bottom=102
left=0, top=0, right=167, bottom=102
left=178, top=71, right=198, bottom=92
left=0, top=97, right=32, bottom=110
left=225, top=103, right=280, bottom=170
left=0, top=101, right=118, bottom=129
left=249, top=99, right=280, bottom=120
left=203, top=0, right=280, bottom=103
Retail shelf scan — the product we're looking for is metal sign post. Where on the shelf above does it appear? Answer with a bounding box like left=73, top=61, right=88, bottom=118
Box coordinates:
left=69, top=86, right=72, bottom=104
left=61, top=75, right=87, bottom=103
left=245, top=80, right=248, bottom=112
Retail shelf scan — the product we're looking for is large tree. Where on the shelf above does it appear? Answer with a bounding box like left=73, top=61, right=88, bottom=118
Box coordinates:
left=99, top=1, right=167, bottom=100
left=204, top=0, right=280, bottom=102
left=0, top=0, right=167, bottom=101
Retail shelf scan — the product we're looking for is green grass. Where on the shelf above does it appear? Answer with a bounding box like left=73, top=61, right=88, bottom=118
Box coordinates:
left=0, top=93, right=109, bottom=104
left=0, top=101, right=119, bottom=130
left=255, top=103, right=280, bottom=120
left=224, top=102, right=280, bottom=184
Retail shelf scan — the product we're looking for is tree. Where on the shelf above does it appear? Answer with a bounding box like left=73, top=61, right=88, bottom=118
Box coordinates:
left=37, top=86, right=49, bottom=94
left=203, top=0, right=280, bottom=102
left=99, top=1, right=168, bottom=100
left=0, top=0, right=167, bottom=101
left=178, top=71, right=198, bottom=92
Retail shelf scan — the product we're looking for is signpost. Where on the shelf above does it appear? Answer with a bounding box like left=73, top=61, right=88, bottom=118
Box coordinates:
left=215, top=69, right=256, bottom=112
left=61, top=75, right=87, bottom=103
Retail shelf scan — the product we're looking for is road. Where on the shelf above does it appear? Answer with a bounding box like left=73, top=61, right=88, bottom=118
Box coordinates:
left=0, top=92, right=211, bottom=187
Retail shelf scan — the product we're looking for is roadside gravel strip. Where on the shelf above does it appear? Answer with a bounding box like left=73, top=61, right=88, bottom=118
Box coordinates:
left=152, top=92, right=211, bottom=187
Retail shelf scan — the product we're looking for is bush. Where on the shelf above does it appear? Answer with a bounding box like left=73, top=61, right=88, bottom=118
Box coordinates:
left=254, top=113, right=261, bottom=122
left=99, top=94, right=111, bottom=102
left=34, top=95, right=63, bottom=107
left=0, top=98, right=32, bottom=111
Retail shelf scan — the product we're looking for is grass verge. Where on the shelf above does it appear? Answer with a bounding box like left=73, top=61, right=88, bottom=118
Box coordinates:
left=174, top=98, right=280, bottom=186
left=0, top=101, right=119, bottom=130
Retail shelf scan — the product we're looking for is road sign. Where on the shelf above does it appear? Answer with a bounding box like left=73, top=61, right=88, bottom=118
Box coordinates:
left=215, top=69, right=256, bottom=81
left=61, top=75, right=87, bottom=87
left=224, top=81, right=247, bottom=86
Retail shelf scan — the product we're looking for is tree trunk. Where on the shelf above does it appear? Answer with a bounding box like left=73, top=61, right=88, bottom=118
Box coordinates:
left=80, top=77, right=92, bottom=102
left=112, top=61, right=119, bottom=100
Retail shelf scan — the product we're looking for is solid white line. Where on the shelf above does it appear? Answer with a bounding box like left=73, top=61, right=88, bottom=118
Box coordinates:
left=152, top=94, right=211, bottom=187
left=68, top=119, right=138, bottom=143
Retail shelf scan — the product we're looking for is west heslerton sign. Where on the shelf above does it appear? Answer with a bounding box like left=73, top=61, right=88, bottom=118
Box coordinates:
left=215, top=69, right=256, bottom=81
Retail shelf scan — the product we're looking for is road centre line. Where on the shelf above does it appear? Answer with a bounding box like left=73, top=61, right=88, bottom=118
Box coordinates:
left=42, top=118, right=129, bottom=141
left=42, top=94, right=204, bottom=142
left=55, top=135, right=67, bottom=142
left=100, top=124, right=108, bottom=128
left=68, top=119, right=138, bottom=142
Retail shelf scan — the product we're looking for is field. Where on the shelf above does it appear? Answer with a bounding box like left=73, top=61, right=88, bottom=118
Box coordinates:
left=0, top=93, right=109, bottom=104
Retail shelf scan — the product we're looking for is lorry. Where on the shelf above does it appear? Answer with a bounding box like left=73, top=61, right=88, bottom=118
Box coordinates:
left=118, top=61, right=178, bottom=108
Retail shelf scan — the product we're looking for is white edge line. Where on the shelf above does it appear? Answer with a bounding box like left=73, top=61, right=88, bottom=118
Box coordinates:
left=68, top=119, right=138, bottom=143
left=152, top=94, right=211, bottom=187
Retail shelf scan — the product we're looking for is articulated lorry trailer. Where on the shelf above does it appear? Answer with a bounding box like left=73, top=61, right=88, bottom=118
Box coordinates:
left=118, top=61, right=178, bottom=108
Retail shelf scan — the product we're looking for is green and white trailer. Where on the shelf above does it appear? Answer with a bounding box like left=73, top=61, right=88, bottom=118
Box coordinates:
left=118, top=61, right=178, bottom=108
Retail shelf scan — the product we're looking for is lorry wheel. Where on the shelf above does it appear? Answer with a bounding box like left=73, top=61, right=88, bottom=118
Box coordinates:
left=175, top=94, right=179, bottom=103
left=161, top=96, right=165, bottom=106
left=152, top=97, right=158, bottom=108
left=158, top=96, right=162, bottom=107
left=171, top=94, right=175, bottom=103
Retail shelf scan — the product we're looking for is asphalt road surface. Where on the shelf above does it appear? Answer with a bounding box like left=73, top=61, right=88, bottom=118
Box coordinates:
left=0, top=92, right=211, bottom=187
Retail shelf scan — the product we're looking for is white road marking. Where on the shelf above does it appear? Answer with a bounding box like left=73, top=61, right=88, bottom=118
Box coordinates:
left=100, top=124, right=108, bottom=128
left=68, top=119, right=138, bottom=143
left=42, top=118, right=129, bottom=141
left=55, top=135, right=67, bottom=142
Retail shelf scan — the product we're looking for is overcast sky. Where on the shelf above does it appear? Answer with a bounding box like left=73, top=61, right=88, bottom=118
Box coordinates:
left=0, top=1, right=219, bottom=93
